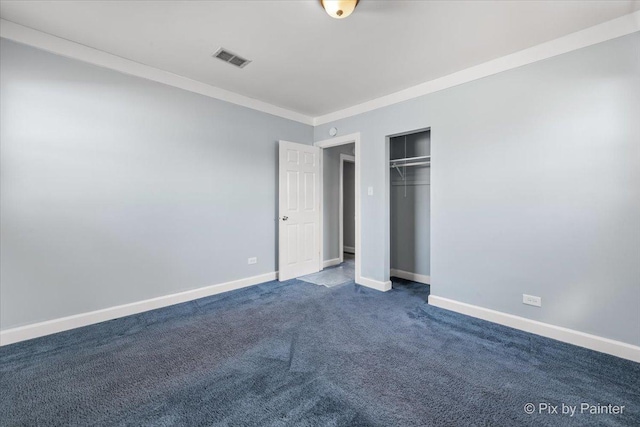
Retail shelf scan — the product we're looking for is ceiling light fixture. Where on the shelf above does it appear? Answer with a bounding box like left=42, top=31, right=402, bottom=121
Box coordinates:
left=321, top=0, right=359, bottom=19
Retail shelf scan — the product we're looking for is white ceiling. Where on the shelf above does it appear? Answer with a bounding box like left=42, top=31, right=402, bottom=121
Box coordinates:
left=1, top=1, right=639, bottom=117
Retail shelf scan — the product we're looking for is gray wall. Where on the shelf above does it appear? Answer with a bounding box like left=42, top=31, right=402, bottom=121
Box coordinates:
left=343, top=161, right=355, bottom=251
left=390, top=131, right=430, bottom=276
left=315, top=33, right=640, bottom=346
left=0, top=39, right=313, bottom=330
left=322, top=143, right=355, bottom=260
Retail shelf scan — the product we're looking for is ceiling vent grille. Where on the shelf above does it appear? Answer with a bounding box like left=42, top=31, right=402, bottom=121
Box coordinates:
left=213, top=48, right=251, bottom=68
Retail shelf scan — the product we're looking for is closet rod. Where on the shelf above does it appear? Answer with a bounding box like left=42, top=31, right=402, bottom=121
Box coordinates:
left=389, top=155, right=430, bottom=163
left=390, top=161, right=430, bottom=168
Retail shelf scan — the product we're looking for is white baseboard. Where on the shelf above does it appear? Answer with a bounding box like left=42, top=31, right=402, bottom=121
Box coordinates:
left=390, top=269, right=430, bottom=284
left=0, top=271, right=277, bottom=347
left=357, top=276, right=392, bottom=292
left=428, top=295, right=640, bottom=363
left=343, top=246, right=355, bottom=254
left=323, top=258, right=341, bottom=268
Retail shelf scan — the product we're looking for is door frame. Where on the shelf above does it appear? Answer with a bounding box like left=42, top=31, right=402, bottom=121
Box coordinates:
left=339, top=153, right=356, bottom=263
left=315, top=132, right=362, bottom=285
left=385, top=127, right=431, bottom=285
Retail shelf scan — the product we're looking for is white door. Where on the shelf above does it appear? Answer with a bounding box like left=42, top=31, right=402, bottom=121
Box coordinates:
left=278, top=141, right=321, bottom=281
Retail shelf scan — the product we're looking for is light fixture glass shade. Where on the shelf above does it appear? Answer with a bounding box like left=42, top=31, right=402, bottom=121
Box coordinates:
left=321, top=0, right=359, bottom=19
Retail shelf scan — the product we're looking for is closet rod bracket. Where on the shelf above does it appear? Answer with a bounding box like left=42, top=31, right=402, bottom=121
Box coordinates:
left=392, top=164, right=405, bottom=180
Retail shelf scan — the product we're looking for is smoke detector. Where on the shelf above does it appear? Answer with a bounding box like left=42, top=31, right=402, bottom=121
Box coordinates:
left=212, top=48, right=251, bottom=68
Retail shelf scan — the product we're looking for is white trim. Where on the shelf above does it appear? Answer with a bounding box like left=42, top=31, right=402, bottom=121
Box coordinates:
left=323, top=258, right=341, bottom=268
left=358, top=276, right=392, bottom=292
left=0, top=19, right=313, bottom=126
left=317, top=146, right=324, bottom=271
left=338, top=154, right=343, bottom=265
left=4, top=11, right=637, bottom=128
left=0, top=271, right=277, bottom=346
left=343, top=246, right=355, bottom=254
left=339, top=154, right=356, bottom=264
left=315, top=133, right=362, bottom=288
left=313, top=11, right=640, bottom=125
left=390, top=269, right=430, bottom=285
left=315, top=133, right=361, bottom=149
left=428, top=295, right=640, bottom=363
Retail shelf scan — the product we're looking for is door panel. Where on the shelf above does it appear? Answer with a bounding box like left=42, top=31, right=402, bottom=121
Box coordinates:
left=303, top=173, right=315, bottom=210
left=279, top=141, right=320, bottom=281
left=286, top=171, right=299, bottom=210
left=287, top=224, right=298, bottom=265
left=304, top=222, right=315, bottom=261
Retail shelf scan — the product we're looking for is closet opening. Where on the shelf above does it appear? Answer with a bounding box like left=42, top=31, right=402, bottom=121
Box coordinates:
left=388, top=128, right=431, bottom=285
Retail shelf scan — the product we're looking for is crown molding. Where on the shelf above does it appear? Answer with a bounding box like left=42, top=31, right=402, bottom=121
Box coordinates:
left=0, top=19, right=314, bottom=126
left=2, top=11, right=639, bottom=129
left=313, top=10, right=640, bottom=126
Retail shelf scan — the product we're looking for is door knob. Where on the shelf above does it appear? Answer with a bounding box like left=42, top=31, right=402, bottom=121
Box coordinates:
left=281, top=216, right=288, bottom=221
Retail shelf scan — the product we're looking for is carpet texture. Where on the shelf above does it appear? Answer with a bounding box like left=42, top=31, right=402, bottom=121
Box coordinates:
left=1, top=278, right=638, bottom=426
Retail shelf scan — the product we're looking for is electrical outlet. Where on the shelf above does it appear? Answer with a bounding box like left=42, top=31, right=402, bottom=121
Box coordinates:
left=248, top=257, right=257, bottom=265
left=367, top=186, right=374, bottom=196
left=523, top=294, right=541, bottom=307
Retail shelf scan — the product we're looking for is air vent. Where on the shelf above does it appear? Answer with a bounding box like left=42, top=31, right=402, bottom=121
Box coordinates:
left=212, top=48, right=251, bottom=68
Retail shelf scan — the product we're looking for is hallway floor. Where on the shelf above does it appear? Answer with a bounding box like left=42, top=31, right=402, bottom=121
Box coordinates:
left=298, top=253, right=355, bottom=288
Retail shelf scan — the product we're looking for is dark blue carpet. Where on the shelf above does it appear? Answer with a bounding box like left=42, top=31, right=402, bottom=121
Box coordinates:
left=1, top=278, right=638, bottom=426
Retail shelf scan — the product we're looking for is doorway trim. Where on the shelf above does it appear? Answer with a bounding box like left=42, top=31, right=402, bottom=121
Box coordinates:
left=315, top=132, right=362, bottom=285
left=340, top=153, right=356, bottom=263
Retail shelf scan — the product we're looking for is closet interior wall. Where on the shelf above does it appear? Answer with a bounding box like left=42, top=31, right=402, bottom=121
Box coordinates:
left=390, top=130, right=431, bottom=281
